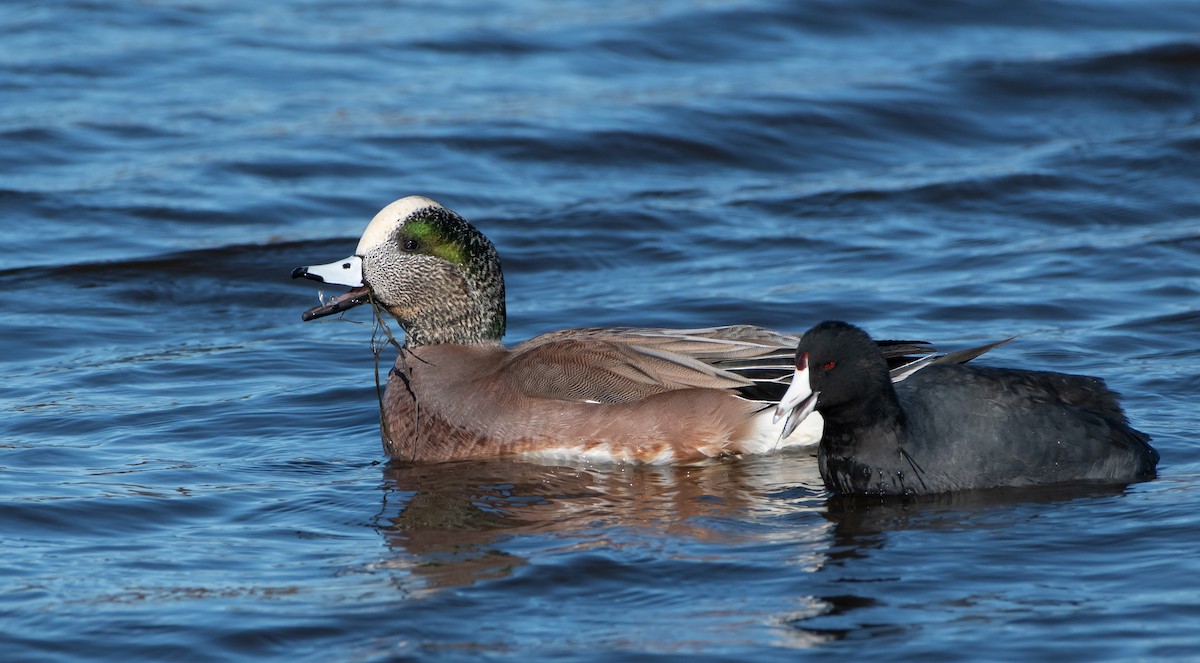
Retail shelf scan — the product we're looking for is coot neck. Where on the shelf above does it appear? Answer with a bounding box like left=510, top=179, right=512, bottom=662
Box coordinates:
left=819, top=383, right=907, bottom=455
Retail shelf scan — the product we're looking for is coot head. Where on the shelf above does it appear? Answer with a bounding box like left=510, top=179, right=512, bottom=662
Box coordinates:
left=777, top=321, right=894, bottom=436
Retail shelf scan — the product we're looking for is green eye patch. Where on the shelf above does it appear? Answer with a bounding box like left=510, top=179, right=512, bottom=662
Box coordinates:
left=397, top=207, right=484, bottom=267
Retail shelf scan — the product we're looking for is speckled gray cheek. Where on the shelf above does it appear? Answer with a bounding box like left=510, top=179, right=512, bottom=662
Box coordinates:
left=362, top=246, right=409, bottom=305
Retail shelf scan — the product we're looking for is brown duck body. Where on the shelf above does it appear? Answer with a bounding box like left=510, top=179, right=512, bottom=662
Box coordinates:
left=381, top=343, right=763, bottom=463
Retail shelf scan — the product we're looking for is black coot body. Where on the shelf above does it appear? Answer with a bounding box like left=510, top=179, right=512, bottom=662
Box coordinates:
left=784, top=321, right=1158, bottom=496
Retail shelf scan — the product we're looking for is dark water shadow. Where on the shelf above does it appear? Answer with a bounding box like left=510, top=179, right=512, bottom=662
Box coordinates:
left=823, top=481, right=1138, bottom=534
left=787, top=481, right=1141, bottom=643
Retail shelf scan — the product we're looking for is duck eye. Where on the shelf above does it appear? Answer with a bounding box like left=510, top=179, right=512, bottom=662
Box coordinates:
left=402, top=238, right=419, bottom=251
left=822, top=361, right=836, bottom=371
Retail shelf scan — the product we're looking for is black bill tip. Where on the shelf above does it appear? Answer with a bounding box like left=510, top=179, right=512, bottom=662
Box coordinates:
left=292, top=266, right=321, bottom=281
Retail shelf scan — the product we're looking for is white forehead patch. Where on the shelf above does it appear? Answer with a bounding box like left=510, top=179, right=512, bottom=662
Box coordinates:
left=355, top=196, right=447, bottom=254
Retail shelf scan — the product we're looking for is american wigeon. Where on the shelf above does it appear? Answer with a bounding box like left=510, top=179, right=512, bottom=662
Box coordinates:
left=775, top=321, right=1159, bottom=494
left=293, top=196, right=1003, bottom=464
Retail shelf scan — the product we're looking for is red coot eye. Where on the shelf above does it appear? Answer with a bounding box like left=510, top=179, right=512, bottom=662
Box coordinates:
left=822, top=361, right=836, bottom=371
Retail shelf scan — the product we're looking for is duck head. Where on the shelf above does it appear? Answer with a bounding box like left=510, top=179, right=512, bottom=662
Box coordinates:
left=293, top=196, right=506, bottom=346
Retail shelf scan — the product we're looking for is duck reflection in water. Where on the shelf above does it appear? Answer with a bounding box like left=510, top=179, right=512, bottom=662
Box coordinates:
left=372, top=455, right=831, bottom=594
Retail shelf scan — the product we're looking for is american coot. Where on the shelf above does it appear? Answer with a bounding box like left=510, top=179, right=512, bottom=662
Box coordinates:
left=776, top=321, right=1159, bottom=495
left=291, top=196, right=1003, bottom=464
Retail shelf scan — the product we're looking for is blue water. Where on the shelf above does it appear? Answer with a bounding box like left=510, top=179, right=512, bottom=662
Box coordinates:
left=3, top=1, right=1199, bottom=661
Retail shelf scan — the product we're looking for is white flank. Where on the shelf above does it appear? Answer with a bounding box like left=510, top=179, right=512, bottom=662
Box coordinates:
left=737, top=407, right=824, bottom=456
left=520, top=444, right=678, bottom=465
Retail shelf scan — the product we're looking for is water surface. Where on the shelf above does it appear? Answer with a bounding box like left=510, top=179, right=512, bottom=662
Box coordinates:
left=2, top=1, right=1199, bottom=661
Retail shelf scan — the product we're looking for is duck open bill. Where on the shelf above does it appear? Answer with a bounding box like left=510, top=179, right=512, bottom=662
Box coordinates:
left=292, top=257, right=370, bottom=321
